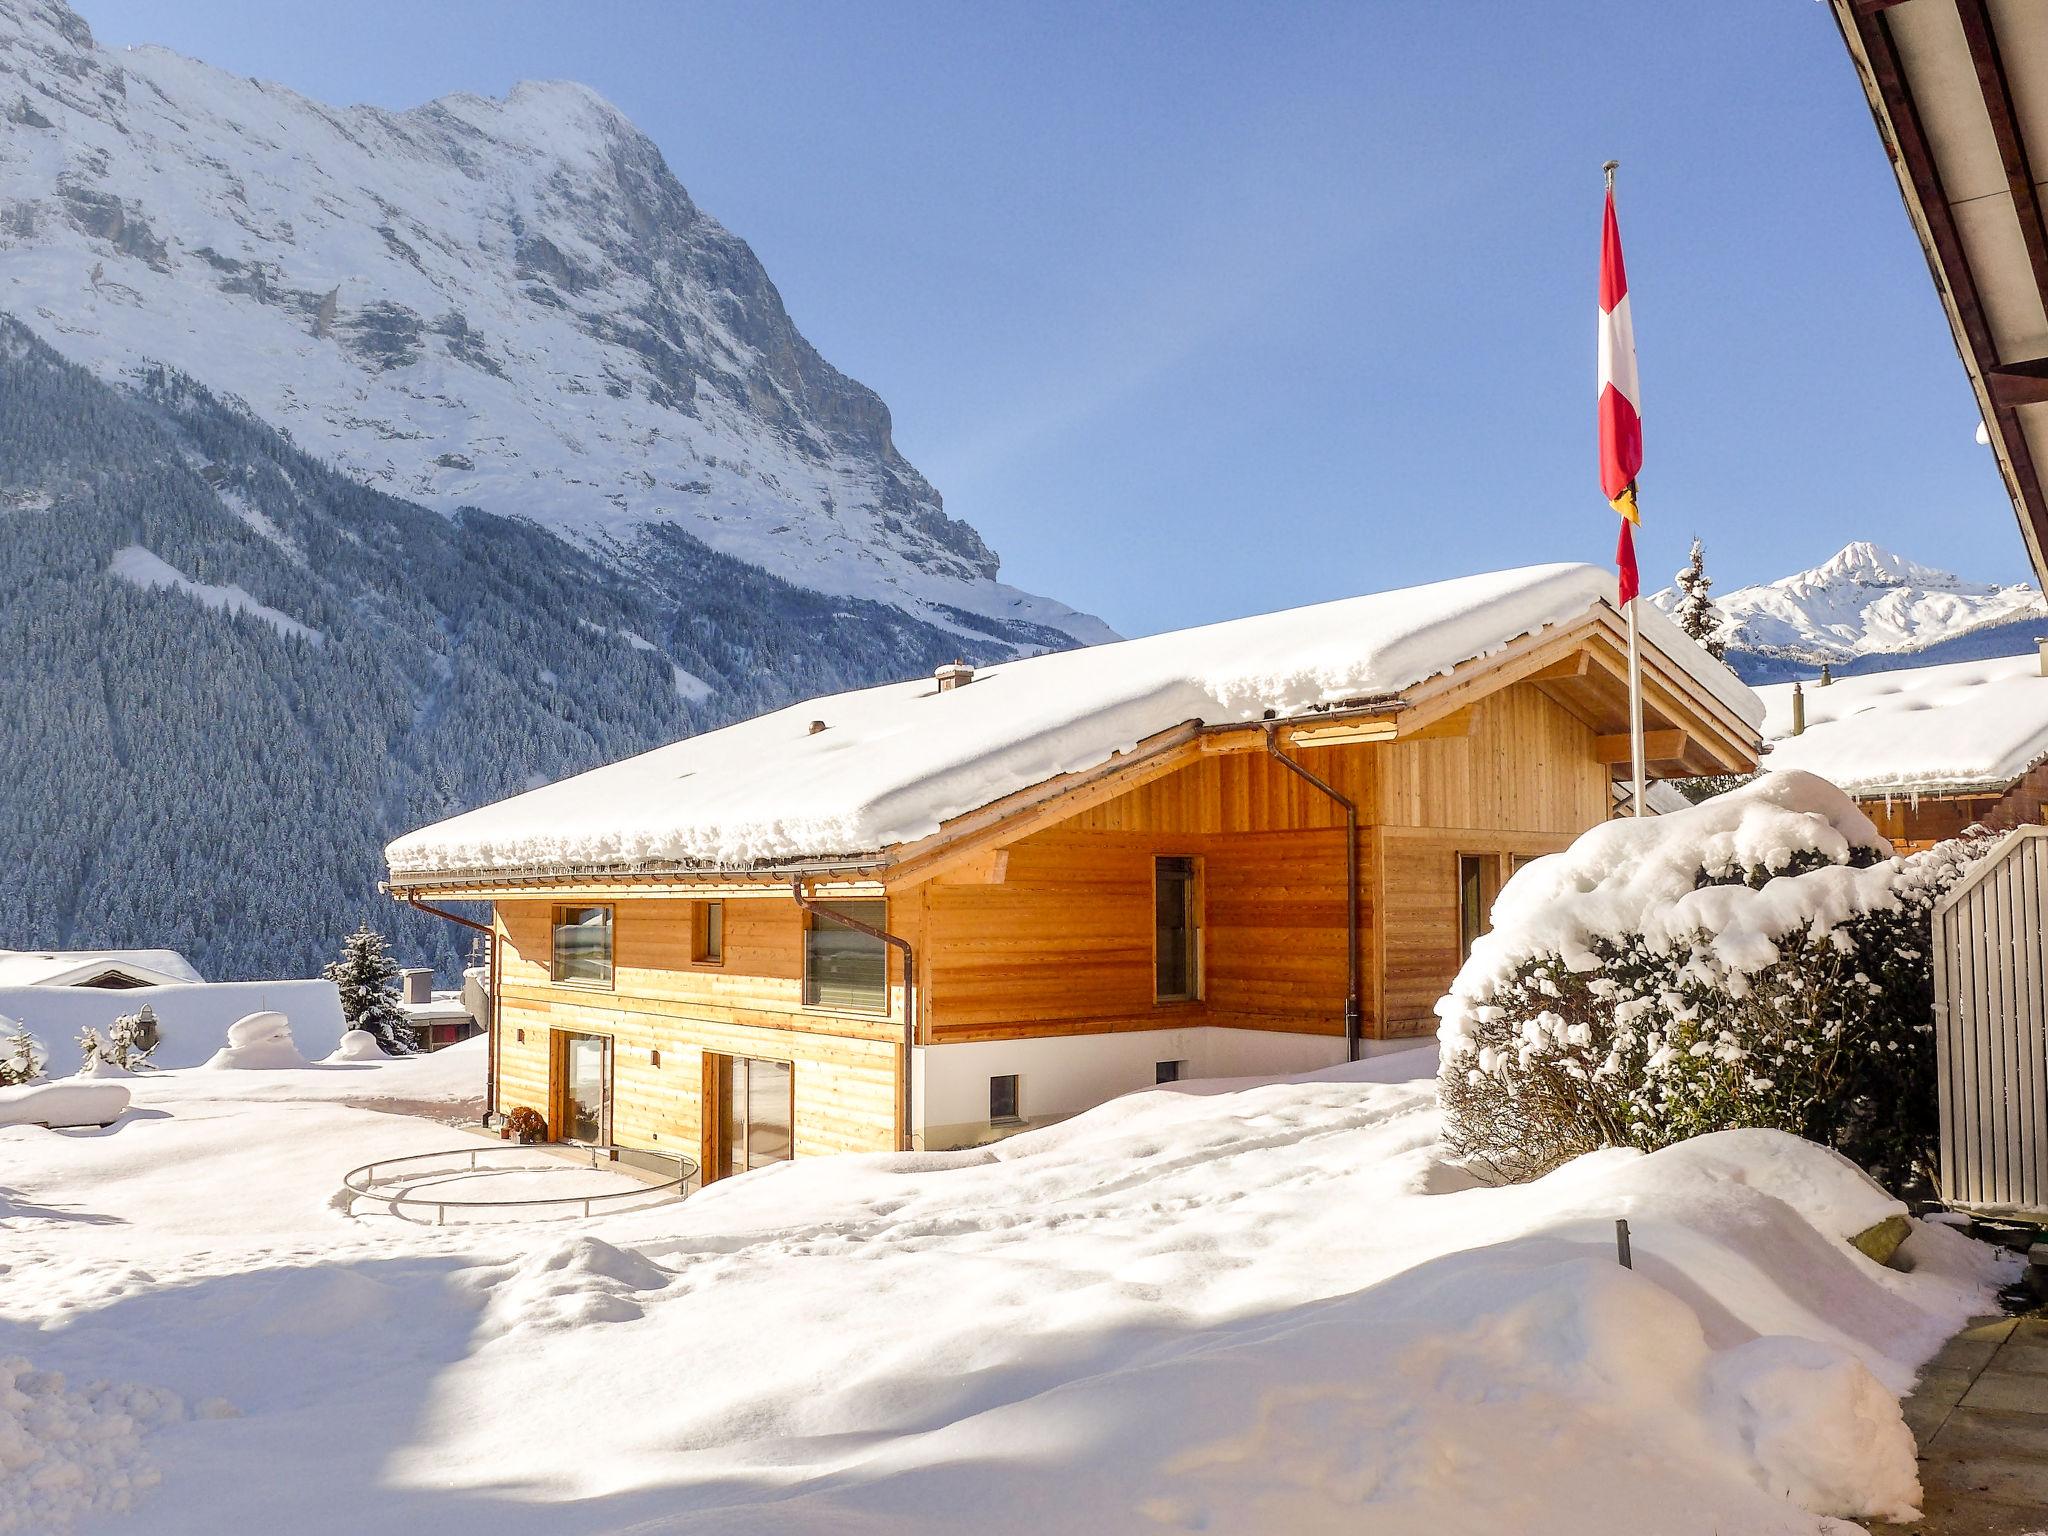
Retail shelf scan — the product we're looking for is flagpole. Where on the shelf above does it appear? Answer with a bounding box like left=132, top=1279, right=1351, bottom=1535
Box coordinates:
left=1605, top=159, right=1647, bottom=818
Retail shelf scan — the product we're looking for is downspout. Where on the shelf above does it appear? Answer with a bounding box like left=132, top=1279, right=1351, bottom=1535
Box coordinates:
left=401, top=893, right=502, bottom=1127
left=792, top=876, right=916, bottom=1152
left=1263, top=723, right=1363, bottom=1061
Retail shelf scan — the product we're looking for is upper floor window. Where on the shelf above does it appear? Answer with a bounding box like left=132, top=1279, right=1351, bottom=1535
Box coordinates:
left=692, top=899, right=725, bottom=965
left=551, top=904, right=613, bottom=985
left=803, top=898, right=889, bottom=1013
left=1155, top=856, right=1201, bottom=1002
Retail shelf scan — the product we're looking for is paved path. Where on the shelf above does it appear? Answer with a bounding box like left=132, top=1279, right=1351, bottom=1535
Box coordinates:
left=1875, top=1309, right=2048, bottom=1535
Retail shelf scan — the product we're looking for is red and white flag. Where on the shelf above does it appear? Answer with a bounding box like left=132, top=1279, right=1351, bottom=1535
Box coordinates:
left=1598, top=183, right=1642, bottom=604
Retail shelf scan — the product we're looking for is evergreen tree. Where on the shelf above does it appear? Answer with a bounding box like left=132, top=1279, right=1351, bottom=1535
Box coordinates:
left=1, top=1019, right=46, bottom=1087
left=1672, top=537, right=1727, bottom=661
left=323, top=925, right=416, bottom=1053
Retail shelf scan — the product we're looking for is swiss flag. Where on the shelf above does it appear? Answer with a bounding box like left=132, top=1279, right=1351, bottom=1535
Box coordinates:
left=1599, top=184, right=1642, bottom=604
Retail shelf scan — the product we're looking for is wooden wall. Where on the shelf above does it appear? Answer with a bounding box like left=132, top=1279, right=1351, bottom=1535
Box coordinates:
left=912, top=680, right=1606, bottom=1043
left=492, top=898, right=901, bottom=1166
left=1862, top=760, right=2048, bottom=854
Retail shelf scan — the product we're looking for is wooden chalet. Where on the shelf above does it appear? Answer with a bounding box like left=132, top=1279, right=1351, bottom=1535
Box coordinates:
left=387, top=565, right=1761, bottom=1175
left=1759, top=649, right=2048, bottom=853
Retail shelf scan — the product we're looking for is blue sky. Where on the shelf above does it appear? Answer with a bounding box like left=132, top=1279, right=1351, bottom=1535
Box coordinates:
left=73, top=0, right=2025, bottom=637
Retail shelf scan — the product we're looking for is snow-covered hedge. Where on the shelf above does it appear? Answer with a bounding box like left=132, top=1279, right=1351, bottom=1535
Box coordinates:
left=1436, top=772, right=1984, bottom=1187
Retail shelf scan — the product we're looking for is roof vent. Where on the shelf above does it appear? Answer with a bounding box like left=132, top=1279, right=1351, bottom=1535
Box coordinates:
left=935, top=660, right=974, bottom=693
left=808, top=719, right=827, bottom=735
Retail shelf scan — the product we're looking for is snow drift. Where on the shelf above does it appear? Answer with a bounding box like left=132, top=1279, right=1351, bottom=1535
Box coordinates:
left=0, top=1078, right=129, bottom=1129
left=1, top=980, right=344, bottom=1077
left=202, top=1012, right=309, bottom=1070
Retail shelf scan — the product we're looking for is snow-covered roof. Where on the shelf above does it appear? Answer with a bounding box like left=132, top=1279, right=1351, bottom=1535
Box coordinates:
left=1757, top=652, right=2048, bottom=796
left=388, top=563, right=1761, bottom=881
left=0, top=949, right=205, bottom=989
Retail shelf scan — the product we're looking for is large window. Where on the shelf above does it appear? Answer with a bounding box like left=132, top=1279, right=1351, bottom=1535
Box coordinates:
left=803, top=899, right=889, bottom=1013
left=705, top=1053, right=792, bottom=1180
left=692, top=899, right=724, bottom=965
left=551, top=904, right=613, bottom=985
left=1155, top=856, right=1201, bottom=1002
left=1457, top=854, right=1499, bottom=961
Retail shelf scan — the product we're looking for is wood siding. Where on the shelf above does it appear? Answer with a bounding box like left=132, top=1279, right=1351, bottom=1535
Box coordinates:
left=492, top=899, right=901, bottom=1165
left=1859, top=759, right=2048, bottom=854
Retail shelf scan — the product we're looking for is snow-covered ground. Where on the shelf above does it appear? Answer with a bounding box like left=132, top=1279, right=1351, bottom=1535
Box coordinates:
left=1, top=1040, right=2012, bottom=1535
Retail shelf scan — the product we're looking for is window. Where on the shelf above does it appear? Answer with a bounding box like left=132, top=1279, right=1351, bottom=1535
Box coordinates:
left=1156, top=1059, right=1187, bottom=1085
left=1155, top=856, right=1201, bottom=1002
left=551, top=904, right=613, bottom=985
left=705, top=1053, right=792, bottom=1179
left=803, top=898, right=889, bottom=1013
left=1457, top=854, right=1499, bottom=961
left=692, top=899, right=724, bottom=964
left=989, top=1073, right=1021, bottom=1123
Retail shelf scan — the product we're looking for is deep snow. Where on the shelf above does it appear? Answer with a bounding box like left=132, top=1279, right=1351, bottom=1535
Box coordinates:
left=0, top=1038, right=2012, bottom=1535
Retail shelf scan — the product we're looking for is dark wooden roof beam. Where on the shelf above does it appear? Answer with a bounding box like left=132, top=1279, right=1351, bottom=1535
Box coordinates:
left=1988, top=358, right=2048, bottom=406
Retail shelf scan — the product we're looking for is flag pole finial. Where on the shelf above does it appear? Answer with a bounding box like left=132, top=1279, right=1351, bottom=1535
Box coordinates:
left=1602, top=159, right=1619, bottom=191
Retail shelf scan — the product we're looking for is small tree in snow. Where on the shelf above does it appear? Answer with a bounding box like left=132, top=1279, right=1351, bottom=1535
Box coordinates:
left=324, top=926, right=415, bottom=1054
left=1, top=1018, right=45, bottom=1086
left=1671, top=537, right=1727, bottom=661
left=104, top=1007, right=158, bottom=1071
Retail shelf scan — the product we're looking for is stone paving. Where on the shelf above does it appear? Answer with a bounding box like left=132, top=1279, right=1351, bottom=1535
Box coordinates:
left=1874, top=1309, right=2048, bottom=1536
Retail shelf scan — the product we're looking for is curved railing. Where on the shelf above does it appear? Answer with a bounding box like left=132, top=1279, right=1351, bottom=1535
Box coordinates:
left=340, top=1143, right=696, bottom=1224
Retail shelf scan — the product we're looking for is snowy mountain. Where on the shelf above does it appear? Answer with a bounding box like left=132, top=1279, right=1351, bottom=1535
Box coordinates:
left=0, top=3, right=1123, bottom=981
left=1651, top=541, right=2046, bottom=685
left=0, top=0, right=1109, bottom=649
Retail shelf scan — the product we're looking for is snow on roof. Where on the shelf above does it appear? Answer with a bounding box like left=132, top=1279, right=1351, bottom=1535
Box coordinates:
left=1757, top=651, right=2048, bottom=796
left=387, top=563, right=1762, bottom=879
left=0, top=948, right=205, bottom=988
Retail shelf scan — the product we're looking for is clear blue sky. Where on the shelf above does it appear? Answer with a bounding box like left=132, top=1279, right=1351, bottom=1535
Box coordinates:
left=73, top=0, right=2027, bottom=637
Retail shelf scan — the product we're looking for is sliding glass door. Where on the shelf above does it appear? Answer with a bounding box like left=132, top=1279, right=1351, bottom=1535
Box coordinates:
left=703, top=1053, right=792, bottom=1181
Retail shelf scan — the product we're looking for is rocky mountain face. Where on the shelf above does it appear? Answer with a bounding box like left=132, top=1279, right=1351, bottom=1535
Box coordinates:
left=1652, top=541, right=2046, bottom=685
left=0, top=1, right=1109, bottom=982
left=0, top=0, right=1107, bottom=648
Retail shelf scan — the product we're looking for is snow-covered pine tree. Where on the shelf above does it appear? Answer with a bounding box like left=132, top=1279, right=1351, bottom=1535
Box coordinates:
left=1672, top=537, right=1727, bottom=661
left=1, top=1017, right=45, bottom=1086
left=323, top=925, right=416, bottom=1053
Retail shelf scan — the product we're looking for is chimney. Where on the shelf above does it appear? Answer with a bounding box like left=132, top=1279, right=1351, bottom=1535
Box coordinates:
left=399, top=967, right=434, bottom=1005
left=808, top=719, right=827, bottom=735
left=935, top=660, right=974, bottom=693
left=2037, top=637, right=2048, bottom=678
left=1818, top=662, right=1832, bottom=687
left=1791, top=679, right=1805, bottom=736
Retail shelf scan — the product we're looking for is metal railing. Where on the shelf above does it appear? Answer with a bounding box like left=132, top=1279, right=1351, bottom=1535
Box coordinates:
left=339, top=1143, right=697, bottom=1225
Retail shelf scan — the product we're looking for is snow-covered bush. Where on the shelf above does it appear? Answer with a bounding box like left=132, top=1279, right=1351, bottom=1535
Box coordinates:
left=1436, top=772, right=1985, bottom=1189
left=322, top=926, right=415, bottom=1054
left=76, top=1008, right=158, bottom=1076
left=0, top=1017, right=46, bottom=1086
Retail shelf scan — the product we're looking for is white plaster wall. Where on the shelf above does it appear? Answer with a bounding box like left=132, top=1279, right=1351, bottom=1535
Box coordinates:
left=914, top=1026, right=1405, bottom=1145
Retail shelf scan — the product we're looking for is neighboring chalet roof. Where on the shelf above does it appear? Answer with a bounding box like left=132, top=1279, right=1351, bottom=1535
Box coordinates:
left=0, top=948, right=205, bottom=988
left=386, top=562, right=1764, bottom=888
left=1829, top=0, right=2048, bottom=587
left=1756, top=651, right=2048, bottom=796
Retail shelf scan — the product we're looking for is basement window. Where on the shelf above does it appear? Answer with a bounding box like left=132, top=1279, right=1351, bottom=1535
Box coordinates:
left=550, top=904, right=613, bottom=986
left=803, top=899, right=889, bottom=1013
left=989, top=1074, right=1021, bottom=1124
left=1155, top=856, right=1201, bottom=1002
left=692, top=899, right=725, bottom=965
left=1155, top=1060, right=1187, bottom=1085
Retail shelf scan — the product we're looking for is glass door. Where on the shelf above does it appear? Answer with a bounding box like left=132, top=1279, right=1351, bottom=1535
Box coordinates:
left=704, top=1052, right=792, bottom=1181
left=563, top=1033, right=610, bottom=1145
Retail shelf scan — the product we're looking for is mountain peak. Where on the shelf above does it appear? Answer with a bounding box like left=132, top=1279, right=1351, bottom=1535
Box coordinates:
left=1795, top=541, right=1954, bottom=592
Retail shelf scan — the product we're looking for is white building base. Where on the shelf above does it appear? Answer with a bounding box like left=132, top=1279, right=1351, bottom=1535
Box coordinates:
left=913, top=1026, right=1415, bottom=1151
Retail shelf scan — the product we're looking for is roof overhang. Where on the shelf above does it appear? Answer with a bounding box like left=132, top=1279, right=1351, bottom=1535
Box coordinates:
left=1830, top=0, right=2048, bottom=586
left=390, top=605, right=1762, bottom=899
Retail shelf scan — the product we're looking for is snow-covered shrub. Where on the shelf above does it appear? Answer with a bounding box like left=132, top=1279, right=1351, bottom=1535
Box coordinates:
left=0, top=1017, right=46, bottom=1086
left=322, top=926, right=415, bottom=1054
left=1436, top=772, right=1985, bottom=1189
left=76, top=1010, right=157, bottom=1076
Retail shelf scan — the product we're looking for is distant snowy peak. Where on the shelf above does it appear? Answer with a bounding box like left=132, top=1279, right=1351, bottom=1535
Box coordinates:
left=0, top=0, right=1110, bottom=648
left=1652, top=541, right=2044, bottom=676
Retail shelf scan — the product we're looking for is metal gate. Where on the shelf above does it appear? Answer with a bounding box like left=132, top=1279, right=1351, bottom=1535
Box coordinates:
left=1932, top=824, right=2048, bottom=1217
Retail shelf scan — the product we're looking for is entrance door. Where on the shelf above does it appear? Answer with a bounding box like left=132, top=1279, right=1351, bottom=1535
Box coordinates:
left=556, top=1032, right=611, bottom=1145
left=702, top=1053, right=792, bottom=1181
